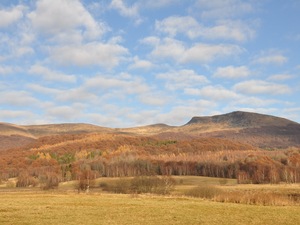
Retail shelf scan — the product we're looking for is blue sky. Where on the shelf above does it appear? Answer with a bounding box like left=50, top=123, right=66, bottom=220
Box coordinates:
left=0, top=0, right=300, bottom=127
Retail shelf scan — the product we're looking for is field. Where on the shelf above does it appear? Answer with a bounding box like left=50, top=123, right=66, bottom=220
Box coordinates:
left=1, top=176, right=300, bottom=225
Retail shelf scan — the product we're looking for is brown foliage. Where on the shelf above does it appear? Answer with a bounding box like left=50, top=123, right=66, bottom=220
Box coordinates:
left=0, top=131, right=300, bottom=185
left=39, top=172, right=60, bottom=190
left=184, top=185, right=222, bottom=199
left=75, top=166, right=97, bottom=192
left=103, top=176, right=176, bottom=195
left=214, top=190, right=294, bottom=206
left=16, top=172, right=39, bottom=187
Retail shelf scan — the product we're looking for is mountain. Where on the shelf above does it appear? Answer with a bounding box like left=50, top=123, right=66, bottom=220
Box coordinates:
left=1, top=111, right=300, bottom=151
left=182, top=111, right=300, bottom=148
left=24, top=123, right=113, bottom=138
left=0, top=123, right=36, bottom=151
left=0, top=123, right=112, bottom=151
left=186, top=111, right=298, bottom=127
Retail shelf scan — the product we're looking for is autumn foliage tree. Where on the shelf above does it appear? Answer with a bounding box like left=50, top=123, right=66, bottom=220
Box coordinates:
left=39, top=172, right=60, bottom=190
left=75, top=164, right=97, bottom=192
left=16, top=172, right=39, bottom=187
left=1, top=132, right=300, bottom=187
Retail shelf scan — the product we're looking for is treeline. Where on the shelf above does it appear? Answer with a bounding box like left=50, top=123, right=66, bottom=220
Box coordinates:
left=0, top=133, right=300, bottom=187
left=3, top=150, right=300, bottom=187
left=238, top=153, right=300, bottom=184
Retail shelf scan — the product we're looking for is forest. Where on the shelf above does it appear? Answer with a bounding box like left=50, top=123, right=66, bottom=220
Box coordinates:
left=0, top=133, right=300, bottom=189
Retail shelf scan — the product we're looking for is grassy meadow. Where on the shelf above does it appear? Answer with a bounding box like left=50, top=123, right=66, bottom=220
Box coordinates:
left=1, top=176, right=300, bottom=225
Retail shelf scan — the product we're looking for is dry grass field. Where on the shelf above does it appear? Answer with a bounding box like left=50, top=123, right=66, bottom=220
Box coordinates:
left=1, top=176, right=300, bottom=225
left=0, top=191, right=300, bottom=225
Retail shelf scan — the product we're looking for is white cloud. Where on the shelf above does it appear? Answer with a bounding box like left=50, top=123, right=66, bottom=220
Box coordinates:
left=140, top=36, right=160, bottom=46
left=267, top=74, right=294, bottom=81
left=253, top=52, right=288, bottom=65
left=15, top=46, right=34, bottom=57
left=27, top=83, right=61, bottom=95
left=1, top=0, right=299, bottom=127
left=255, top=55, right=288, bottom=65
left=0, top=5, right=24, bottom=28
left=234, top=80, right=291, bottom=95
left=29, top=65, right=77, bottom=83
left=109, top=0, right=179, bottom=25
left=234, top=96, right=278, bottom=107
left=84, top=74, right=150, bottom=95
left=50, top=42, right=128, bottom=68
left=137, top=94, right=168, bottom=106
left=110, top=0, right=139, bottom=18
left=82, top=74, right=168, bottom=107
left=0, top=65, right=14, bottom=75
left=46, top=105, right=82, bottom=121
left=155, top=16, right=199, bottom=38
left=0, top=30, right=34, bottom=61
left=57, top=88, right=98, bottom=103
left=195, top=0, right=254, bottom=19
left=129, top=56, right=154, bottom=70
left=0, top=90, right=40, bottom=106
left=185, top=85, right=239, bottom=101
left=140, top=0, right=178, bottom=9
left=200, top=20, right=255, bottom=42
left=152, top=99, right=216, bottom=126
left=86, top=113, right=123, bottom=127
left=213, top=66, right=250, bottom=79
left=27, top=83, right=99, bottom=104
left=148, top=38, right=243, bottom=63
left=157, top=69, right=209, bottom=90
left=156, top=16, right=255, bottom=42
left=0, top=110, right=35, bottom=122
left=150, top=38, right=185, bottom=60
left=28, top=0, right=105, bottom=40
left=180, top=43, right=243, bottom=64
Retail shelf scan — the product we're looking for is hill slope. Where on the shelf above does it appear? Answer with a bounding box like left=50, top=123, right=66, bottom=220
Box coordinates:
left=181, top=111, right=300, bottom=148
left=0, top=123, right=113, bottom=151
left=1, top=111, right=300, bottom=150
left=186, top=111, right=298, bottom=127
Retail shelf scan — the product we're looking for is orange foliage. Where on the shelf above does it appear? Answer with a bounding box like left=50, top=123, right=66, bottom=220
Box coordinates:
left=0, top=132, right=299, bottom=184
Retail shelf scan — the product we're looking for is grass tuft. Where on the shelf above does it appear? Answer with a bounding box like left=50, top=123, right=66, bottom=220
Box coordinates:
left=184, top=185, right=222, bottom=199
left=214, top=190, right=294, bottom=206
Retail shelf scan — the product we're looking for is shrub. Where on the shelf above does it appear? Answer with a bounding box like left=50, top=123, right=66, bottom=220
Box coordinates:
left=75, top=169, right=96, bottom=192
left=218, top=178, right=228, bottom=185
left=16, top=173, right=39, bottom=187
left=103, top=176, right=176, bottom=195
left=116, top=178, right=132, bottom=194
left=130, top=176, right=175, bottom=195
left=6, top=180, right=16, bottom=188
left=214, top=191, right=293, bottom=206
left=184, top=185, right=222, bottom=199
left=157, top=176, right=176, bottom=195
left=99, top=182, right=108, bottom=189
left=105, top=178, right=131, bottom=194
left=39, top=172, right=60, bottom=190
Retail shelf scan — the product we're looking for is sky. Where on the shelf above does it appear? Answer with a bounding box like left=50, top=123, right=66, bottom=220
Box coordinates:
left=0, top=0, right=300, bottom=128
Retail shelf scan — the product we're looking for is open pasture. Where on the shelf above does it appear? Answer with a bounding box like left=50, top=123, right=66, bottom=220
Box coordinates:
left=0, top=191, right=300, bottom=225
left=1, top=176, right=300, bottom=225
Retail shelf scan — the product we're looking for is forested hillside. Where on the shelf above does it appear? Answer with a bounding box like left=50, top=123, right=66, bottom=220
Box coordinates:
left=0, top=111, right=300, bottom=188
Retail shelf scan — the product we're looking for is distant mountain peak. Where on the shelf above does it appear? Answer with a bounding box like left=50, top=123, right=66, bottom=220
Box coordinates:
left=186, top=111, right=298, bottom=128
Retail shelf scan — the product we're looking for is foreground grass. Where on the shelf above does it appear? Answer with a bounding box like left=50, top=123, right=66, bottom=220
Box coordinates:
left=0, top=191, right=300, bottom=225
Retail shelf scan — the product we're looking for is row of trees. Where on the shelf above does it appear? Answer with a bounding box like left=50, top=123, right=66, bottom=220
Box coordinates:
left=0, top=133, right=300, bottom=186
left=4, top=151, right=299, bottom=189
left=238, top=154, right=300, bottom=184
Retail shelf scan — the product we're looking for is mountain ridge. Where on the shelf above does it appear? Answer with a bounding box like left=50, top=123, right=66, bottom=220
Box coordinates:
left=186, top=111, right=299, bottom=127
left=1, top=111, right=300, bottom=150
